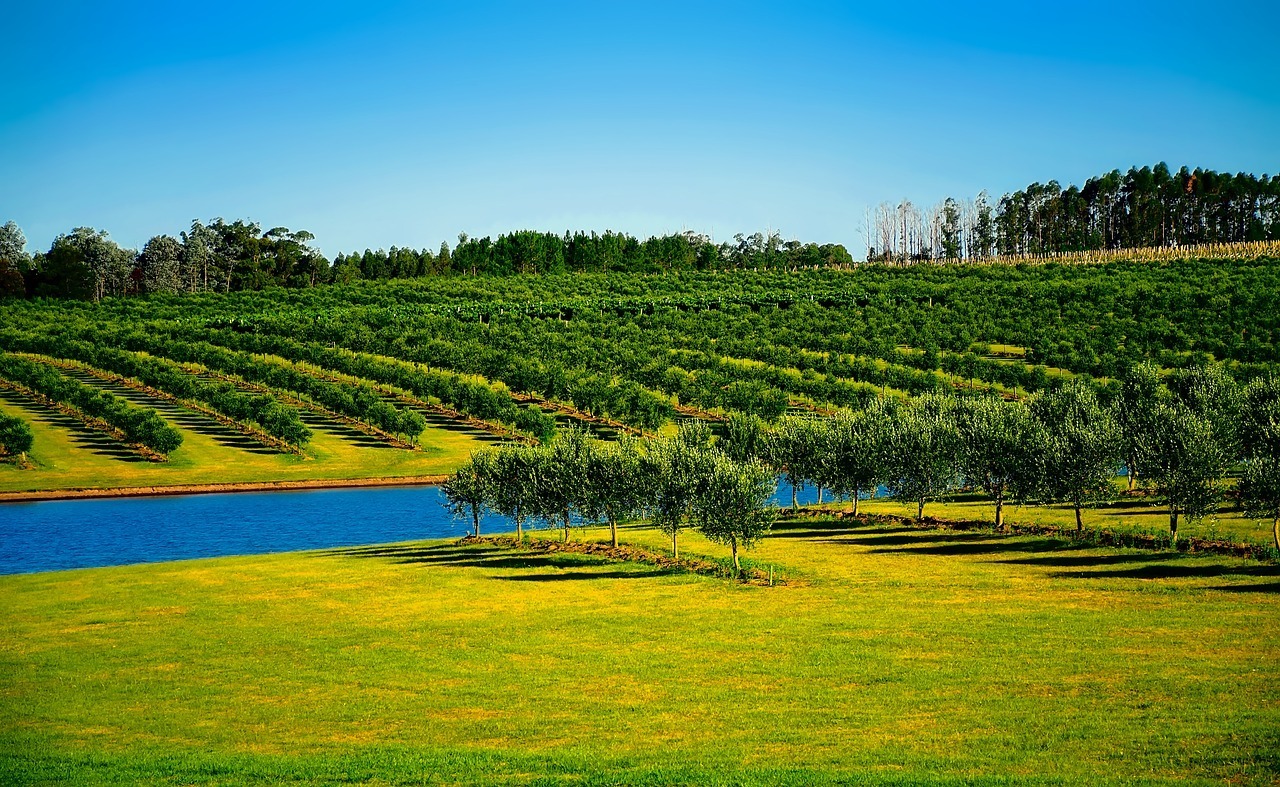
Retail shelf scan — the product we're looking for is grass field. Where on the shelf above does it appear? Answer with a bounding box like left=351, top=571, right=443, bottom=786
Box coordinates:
left=853, top=492, right=1279, bottom=553
left=0, top=390, right=485, bottom=493
left=1, top=517, right=1276, bottom=785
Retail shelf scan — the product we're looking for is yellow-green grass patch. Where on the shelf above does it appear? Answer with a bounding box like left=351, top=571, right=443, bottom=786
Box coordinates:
left=1, top=519, right=1276, bottom=784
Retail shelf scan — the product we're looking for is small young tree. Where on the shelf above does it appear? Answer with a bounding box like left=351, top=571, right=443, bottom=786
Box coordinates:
left=648, top=422, right=713, bottom=559
left=1115, top=363, right=1164, bottom=491
left=0, top=414, right=34, bottom=464
left=1239, top=376, right=1280, bottom=550
left=1134, top=402, right=1229, bottom=544
left=692, top=454, right=777, bottom=575
left=582, top=437, right=647, bottom=548
left=957, top=397, right=1046, bottom=530
left=766, top=416, right=822, bottom=508
left=717, top=411, right=768, bottom=463
left=1168, top=363, right=1242, bottom=458
left=887, top=393, right=960, bottom=522
left=541, top=426, right=592, bottom=542
left=828, top=399, right=895, bottom=516
left=488, top=445, right=543, bottom=542
left=1031, top=381, right=1121, bottom=531
left=441, top=450, right=496, bottom=538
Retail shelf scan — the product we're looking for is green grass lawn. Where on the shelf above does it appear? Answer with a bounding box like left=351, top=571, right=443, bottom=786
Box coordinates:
left=0, top=392, right=485, bottom=493
left=1, top=518, right=1276, bottom=785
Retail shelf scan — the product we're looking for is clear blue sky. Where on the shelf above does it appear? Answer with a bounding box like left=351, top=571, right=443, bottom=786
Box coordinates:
left=3, top=1, right=1277, bottom=258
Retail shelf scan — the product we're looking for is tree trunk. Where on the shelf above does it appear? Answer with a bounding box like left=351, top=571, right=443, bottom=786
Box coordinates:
left=995, top=493, right=1004, bottom=531
left=672, top=529, right=678, bottom=560
left=851, top=487, right=860, bottom=517
left=563, top=508, right=571, bottom=543
left=472, top=506, right=480, bottom=538
left=1074, top=502, right=1083, bottom=532
left=609, top=516, right=618, bottom=548
left=515, top=514, right=523, bottom=543
left=791, top=484, right=797, bottom=509
left=916, top=498, right=925, bottom=522
left=731, top=539, right=740, bottom=575
left=1273, top=514, right=1279, bottom=553
left=1127, top=468, right=1136, bottom=492
left=1169, top=508, right=1179, bottom=545
left=816, top=485, right=823, bottom=505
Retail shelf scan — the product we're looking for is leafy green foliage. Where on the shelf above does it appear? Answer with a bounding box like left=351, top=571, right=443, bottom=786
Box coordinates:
left=1031, top=382, right=1121, bottom=530
left=0, top=353, right=182, bottom=455
left=0, top=412, right=34, bottom=460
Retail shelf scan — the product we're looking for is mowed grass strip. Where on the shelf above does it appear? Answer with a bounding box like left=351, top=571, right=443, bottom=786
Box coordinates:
left=0, top=392, right=486, bottom=494
left=1, top=519, right=1276, bottom=785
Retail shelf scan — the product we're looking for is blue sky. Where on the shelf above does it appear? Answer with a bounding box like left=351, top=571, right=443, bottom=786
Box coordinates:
left=2, top=1, right=1277, bottom=258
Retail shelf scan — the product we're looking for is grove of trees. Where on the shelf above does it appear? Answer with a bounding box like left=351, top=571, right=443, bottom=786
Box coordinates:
left=867, top=164, right=1280, bottom=262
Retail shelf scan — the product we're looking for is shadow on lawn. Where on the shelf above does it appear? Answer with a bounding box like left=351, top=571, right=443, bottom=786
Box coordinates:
left=790, top=517, right=1280, bottom=594
left=325, top=541, right=671, bottom=580
left=1050, top=563, right=1280, bottom=581
left=493, top=569, right=676, bottom=582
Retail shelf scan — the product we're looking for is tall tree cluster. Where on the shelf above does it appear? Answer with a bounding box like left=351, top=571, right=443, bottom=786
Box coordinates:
left=0, top=219, right=855, bottom=302
left=867, top=164, right=1280, bottom=261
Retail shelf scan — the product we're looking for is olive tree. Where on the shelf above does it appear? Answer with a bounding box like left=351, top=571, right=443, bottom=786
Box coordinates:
left=0, top=414, right=34, bottom=463
left=1116, top=363, right=1163, bottom=491
left=692, top=454, right=777, bottom=575
left=827, top=399, right=895, bottom=516
left=887, top=393, right=960, bottom=522
left=717, top=412, right=768, bottom=463
left=1031, top=381, right=1121, bottom=531
left=441, top=450, right=497, bottom=538
left=582, top=437, right=648, bottom=548
left=487, top=445, right=543, bottom=542
left=648, top=421, right=713, bottom=558
left=541, top=426, right=592, bottom=542
left=957, top=397, right=1046, bottom=530
left=1239, top=376, right=1280, bottom=551
left=766, top=416, right=823, bottom=508
left=1134, top=402, right=1229, bottom=544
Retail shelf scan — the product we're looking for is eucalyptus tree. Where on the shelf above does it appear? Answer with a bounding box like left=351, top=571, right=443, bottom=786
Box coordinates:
left=648, top=421, right=714, bottom=559
left=827, top=399, right=896, bottom=516
left=487, top=445, right=544, bottom=542
left=137, top=235, right=185, bottom=295
left=582, top=437, right=648, bottom=548
left=957, top=396, right=1046, bottom=530
left=887, top=393, right=960, bottom=522
left=1031, top=381, right=1121, bottom=531
left=0, top=221, right=30, bottom=297
left=693, top=454, right=777, bottom=575
left=1239, top=376, right=1280, bottom=550
left=441, top=450, right=497, bottom=538
left=1115, top=363, right=1163, bottom=491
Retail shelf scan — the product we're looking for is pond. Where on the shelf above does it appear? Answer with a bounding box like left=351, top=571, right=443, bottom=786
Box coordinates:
left=0, top=480, right=832, bottom=575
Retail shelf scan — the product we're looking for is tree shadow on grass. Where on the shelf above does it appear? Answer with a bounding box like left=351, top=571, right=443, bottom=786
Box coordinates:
left=993, top=552, right=1175, bottom=568
left=493, top=569, right=677, bottom=582
left=1207, top=582, right=1280, bottom=594
left=1050, top=563, right=1280, bottom=581
left=323, top=542, right=652, bottom=576
left=869, top=537, right=1088, bottom=557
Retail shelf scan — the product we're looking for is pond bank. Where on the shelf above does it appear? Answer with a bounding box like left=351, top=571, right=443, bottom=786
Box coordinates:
left=0, top=474, right=449, bottom=504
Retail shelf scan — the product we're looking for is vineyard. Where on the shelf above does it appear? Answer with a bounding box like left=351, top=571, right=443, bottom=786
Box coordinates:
left=2, top=254, right=1280, bottom=545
